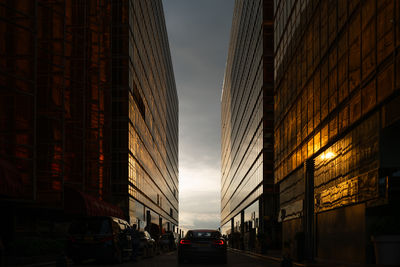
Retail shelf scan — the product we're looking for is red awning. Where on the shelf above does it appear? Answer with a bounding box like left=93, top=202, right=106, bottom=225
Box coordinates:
left=64, top=187, right=125, bottom=219
left=0, top=159, right=24, bottom=197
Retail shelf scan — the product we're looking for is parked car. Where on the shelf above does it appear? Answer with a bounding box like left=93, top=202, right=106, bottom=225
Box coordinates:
left=146, top=222, right=161, bottom=254
left=67, top=216, right=132, bottom=264
left=138, top=230, right=156, bottom=258
left=159, top=232, right=177, bottom=251
left=178, top=229, right=227, bottom=264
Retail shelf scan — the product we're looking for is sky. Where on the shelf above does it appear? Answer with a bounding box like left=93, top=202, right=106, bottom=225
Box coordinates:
left=162, top=0, right=235, bottom=232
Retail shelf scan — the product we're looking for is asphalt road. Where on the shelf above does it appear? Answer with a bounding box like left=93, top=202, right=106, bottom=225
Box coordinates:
left=75, top=250, right=281, bottom=267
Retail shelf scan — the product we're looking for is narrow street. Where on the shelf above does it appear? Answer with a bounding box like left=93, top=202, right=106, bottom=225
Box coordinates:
left=3, top=0, right=398, bottom=266
left=74, top=250, right=281, bottom=267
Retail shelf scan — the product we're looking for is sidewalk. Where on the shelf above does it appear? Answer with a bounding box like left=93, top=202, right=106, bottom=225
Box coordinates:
left=228, top=247, right=380, bottom=267
left=228, top=247, right=307, bottom=266
left=12, top=256, right=72, bottom=267
left=14, top=250, right=175, bottom=267
left=14, top=261, right=66, bottom=267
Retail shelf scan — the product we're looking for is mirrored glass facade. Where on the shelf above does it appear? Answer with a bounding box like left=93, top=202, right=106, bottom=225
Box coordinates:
left=0, top=0, right=112, bottom=207
left=221, top=0, right=276, bottom=249
left=0, top=0, right=178, bottom=251
left=274, top=0, right=400, bottom=263
left=0, top=1, right=118, bottom=261
left=111, top=0, right=179, bottom=231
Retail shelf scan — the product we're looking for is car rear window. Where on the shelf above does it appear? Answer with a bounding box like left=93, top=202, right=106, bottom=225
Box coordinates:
left=187, top=231, right=221, bottom=239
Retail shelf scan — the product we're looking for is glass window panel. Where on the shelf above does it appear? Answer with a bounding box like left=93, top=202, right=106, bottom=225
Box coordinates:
left=361, top=21, right=376, bottom=80
left=320, top=1, right=328, bottom=56
left=349, top=11, right=361, bottom=92
left=338, top=55, right=348, bottom=103
left=329, top=115, right=338, bottom=141
left=338, top=0, right=347, bottom=30
left=397, top=55, right=400, bottom=90
left=314, top=131, right=321, bottom=153
left=377, top=63, right=394, bottom=103
left=308, top=137, right=314, bottom=158
left=328, top=0, right=337, bottom=46
left=349, top=0, right=360, bottom=15
left=377, top=0, right=394, bottom=64
left=362, top=79, right=376, bottom=114
left=397, top=1, right=400, bottom=47
left=321, top=124, right=329, bottom=147
left=313, top=11, right=320, bottom=65
left=329, top=67, right=338, bottom=112
left=339, top=105, right=349, bottom=133
left=349, top=90, right=361, bottom=123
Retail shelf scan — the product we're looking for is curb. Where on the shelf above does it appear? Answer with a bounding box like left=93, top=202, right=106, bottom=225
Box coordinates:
left=12, top=255, right=73, bottom=267
left=15, top=261, right=62, bottom=267
left=18, top=251, right=175, bottom=267
left=228, top=249, right=381, bottom=267
left=228, top=247, right=308, bottom=267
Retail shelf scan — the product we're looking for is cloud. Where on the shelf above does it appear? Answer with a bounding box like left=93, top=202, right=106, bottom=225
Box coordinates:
left=179, top=213, right=221, bottom=233
left=179, top=191, right=221, bottom=233
left=178, top=162, right=221, bottom=230
left=179, top=163, right=220, bottom=192
left=162, top=0, right=234, bottom=231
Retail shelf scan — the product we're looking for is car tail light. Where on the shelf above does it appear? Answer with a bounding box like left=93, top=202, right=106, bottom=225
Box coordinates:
left=179, top=239, right=191, bottom=245
left=213, top=239, right=224, bottom=245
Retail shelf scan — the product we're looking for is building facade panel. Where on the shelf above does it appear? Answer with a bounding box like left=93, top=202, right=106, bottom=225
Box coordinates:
left=0, top=0, right=178, bottom=262
left=0, top=0, right=112, bottom=205
left=274, top=0, right=400, bottom=263
left=221, top=0, right=276, bottom=250
left=112, top=0, right=179, bottom=231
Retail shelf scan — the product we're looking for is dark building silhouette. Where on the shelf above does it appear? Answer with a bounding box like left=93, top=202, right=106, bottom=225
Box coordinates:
left=0, top=0, right=178, bottom=262
left=0, top=0, right=113, bottom=212
left=221, top=0, right=277, bottom=251
left=274, top=0, right=400, bottom=264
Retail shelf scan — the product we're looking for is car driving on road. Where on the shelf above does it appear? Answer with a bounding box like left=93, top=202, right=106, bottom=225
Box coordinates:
left=178, top=229, right=227, bottom=264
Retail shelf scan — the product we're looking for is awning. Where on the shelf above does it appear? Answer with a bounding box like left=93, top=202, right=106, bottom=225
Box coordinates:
left=64, top=187, right=125, bottom=219
left=0, top=159, right=24, bottom=197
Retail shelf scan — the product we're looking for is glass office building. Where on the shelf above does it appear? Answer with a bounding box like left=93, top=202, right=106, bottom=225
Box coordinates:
left=0, top=0, right=113, bottom=210
left=0, top=0, right=178, bottom=260
left=221, top=0, right=276, bottom=251
left=112, top=0, right=179, bottom=232
left=274, top=0, right=400, bottom=263
left=0, top=2, right=120, bottom=261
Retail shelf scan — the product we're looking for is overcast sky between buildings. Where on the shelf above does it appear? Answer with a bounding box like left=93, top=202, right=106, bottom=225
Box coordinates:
left=163, top=0, right=235, bottom=232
